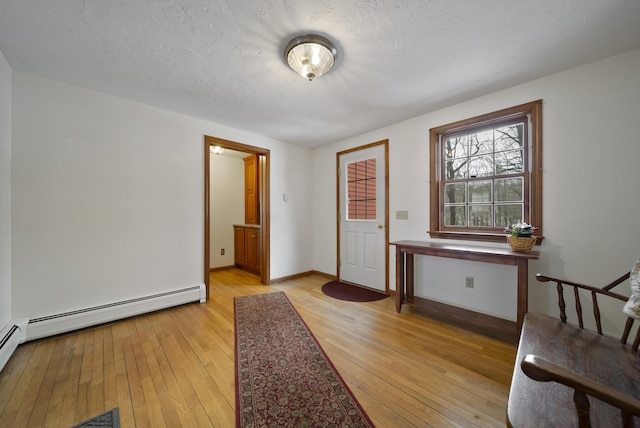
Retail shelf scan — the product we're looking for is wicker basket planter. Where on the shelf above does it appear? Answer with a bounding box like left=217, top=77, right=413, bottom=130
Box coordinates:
left=507, top=236, right=537, bottom=252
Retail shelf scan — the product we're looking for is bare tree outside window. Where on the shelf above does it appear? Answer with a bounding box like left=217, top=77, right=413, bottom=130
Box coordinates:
left=429, top=101, right=543, bottom=243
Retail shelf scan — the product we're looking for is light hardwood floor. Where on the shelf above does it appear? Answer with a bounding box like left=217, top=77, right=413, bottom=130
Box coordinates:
left=0, top=269, right=517, bottom=427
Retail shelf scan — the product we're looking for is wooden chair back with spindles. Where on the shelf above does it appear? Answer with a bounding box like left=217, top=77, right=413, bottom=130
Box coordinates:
left=507, top=270, right=640, bottom=428
left=536, top=272, right=639, bottom=349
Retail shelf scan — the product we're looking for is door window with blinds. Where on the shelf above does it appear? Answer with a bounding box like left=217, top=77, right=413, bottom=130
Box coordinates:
left=347, top=158, right=377, bottom=220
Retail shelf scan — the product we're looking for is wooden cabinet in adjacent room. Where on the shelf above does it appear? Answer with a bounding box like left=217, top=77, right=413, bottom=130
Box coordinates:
left=234, top=226, right=245, bottom=265
left=233, top=225, right=261, bottom=274
left=244, top=154, right=259, bottom=225
left=244, top=227, right=260, bottom=271
left=235, top=155, right=261, bottom=275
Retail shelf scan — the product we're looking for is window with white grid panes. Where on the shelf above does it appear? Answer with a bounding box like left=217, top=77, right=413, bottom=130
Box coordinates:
left=429, top=101, right=542, bottom=243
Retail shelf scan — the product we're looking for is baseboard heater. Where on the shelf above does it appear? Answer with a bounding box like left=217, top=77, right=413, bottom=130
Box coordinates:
left=0, top=319, right=28, bottom=373
left=26, top=284, right=206, bottom=341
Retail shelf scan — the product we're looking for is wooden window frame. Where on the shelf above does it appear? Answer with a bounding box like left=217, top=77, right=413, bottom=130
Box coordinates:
left=429, top=100, right=543, bottom=244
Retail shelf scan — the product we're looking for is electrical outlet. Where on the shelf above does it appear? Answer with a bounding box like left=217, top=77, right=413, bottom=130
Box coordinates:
left=465, top=276, right=474, bottom=288
left=221, top=249, right=225, bottom=255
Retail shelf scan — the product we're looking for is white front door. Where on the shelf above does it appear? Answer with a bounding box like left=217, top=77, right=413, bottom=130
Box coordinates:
left=338, top=143, right=387, bottom=292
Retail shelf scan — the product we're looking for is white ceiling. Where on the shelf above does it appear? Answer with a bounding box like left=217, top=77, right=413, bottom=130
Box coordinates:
left=1, top=1, right=640, bottom=148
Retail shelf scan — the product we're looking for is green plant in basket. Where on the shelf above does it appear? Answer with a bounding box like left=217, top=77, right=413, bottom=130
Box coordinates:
left=504, top=222, right=537, bottom=237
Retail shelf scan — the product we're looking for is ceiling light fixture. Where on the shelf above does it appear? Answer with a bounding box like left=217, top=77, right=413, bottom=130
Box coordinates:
left=284, top=34, right=337, bottom=81
left=210, top=146, right=224, bottom=155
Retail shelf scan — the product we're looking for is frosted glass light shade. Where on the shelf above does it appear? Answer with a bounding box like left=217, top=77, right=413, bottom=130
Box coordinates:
left=285, top=35, right=337, bottom=81
left=210, top=146, right=224, bottom=155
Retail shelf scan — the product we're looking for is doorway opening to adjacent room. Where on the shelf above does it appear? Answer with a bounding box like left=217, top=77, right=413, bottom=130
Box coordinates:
left=337, top=140, right=389, bottom=293
left=204, top=135, right=270, bottom=300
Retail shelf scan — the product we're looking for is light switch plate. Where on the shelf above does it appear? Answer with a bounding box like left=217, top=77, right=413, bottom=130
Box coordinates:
left=396, top=210, right=409, bottom=220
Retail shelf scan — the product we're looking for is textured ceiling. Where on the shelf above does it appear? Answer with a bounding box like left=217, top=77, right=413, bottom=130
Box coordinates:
left=1, top=0, right=640, bottom=148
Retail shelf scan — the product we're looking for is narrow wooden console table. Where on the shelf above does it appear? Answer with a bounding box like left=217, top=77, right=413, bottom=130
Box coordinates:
left=392, top=240, right=539, bottom=341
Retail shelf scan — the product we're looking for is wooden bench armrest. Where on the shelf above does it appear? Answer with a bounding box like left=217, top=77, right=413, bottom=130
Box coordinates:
left=521, top=354, right=640, bottom=416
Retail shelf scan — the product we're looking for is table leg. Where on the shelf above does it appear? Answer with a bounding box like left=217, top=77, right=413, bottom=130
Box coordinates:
left=396, top=248, right=404, bottom=312
left=516, top=259, right=529, bottom=337
left=406, top=253, right=414, bottom=301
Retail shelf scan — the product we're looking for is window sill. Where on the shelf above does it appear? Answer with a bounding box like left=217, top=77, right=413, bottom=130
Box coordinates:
left=428, top=230, right=543, bottom=245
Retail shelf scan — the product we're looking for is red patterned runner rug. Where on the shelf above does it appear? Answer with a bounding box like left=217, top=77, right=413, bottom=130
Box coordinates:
left=234, top=292, right=374, bottom=427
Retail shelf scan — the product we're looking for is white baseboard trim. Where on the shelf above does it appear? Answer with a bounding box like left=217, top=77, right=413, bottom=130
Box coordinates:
left=0, top=318, right=29, bottom=373
left=26, top=283, right=206, bottom=341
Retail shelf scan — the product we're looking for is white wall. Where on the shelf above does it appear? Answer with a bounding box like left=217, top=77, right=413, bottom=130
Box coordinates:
left=0, top=49, right=11, bottom=329
left=210, top=154, right=244, bottom=268
left=11, top=71, right=313, bottom=319
left=313, top=48, right=640, bottom=330
left=271, top=142, right=315, bottom=278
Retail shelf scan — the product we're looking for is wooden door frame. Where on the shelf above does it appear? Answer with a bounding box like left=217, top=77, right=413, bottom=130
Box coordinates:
left=204, top=135, right=270, bottom=299
left=336, top=139, right=389, bottom=293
